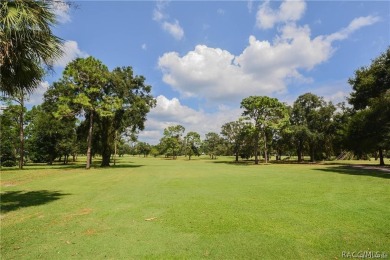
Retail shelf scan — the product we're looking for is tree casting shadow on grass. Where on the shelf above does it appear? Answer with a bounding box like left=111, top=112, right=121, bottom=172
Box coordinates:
left=210, top=160, right=257, bottom=166
left=315, top=166, right=390, bottom=179
left=0, top=190, right=70, bottom=213
left=1, top=163, right=86, bottom=171
left=103, top=163, right=144, bottom=169
left=1, top=162, right=144, bottom=171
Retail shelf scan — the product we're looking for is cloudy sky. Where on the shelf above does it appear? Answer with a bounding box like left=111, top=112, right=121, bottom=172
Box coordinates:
left=31, top=0, right=389, bottom=144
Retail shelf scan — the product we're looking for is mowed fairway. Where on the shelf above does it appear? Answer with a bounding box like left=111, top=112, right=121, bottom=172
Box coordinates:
left=1, top=156, right=389, bottom=259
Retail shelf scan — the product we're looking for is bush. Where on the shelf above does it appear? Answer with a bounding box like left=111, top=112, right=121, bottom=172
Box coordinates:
left=2, top=160, right=16, bottom=167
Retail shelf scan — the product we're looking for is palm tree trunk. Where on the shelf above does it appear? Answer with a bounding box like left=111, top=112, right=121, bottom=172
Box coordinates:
left=86, top=112, right=94, bottom=169
left=19, top=93, right=24, bottom=169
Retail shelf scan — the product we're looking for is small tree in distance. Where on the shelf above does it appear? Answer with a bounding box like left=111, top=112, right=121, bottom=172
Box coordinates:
left=241, top=96, right=289, bottom=164
left=184, top=131, right=201, bottom=160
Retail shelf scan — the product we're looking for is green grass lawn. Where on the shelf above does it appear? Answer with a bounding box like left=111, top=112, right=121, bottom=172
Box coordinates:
left=1, top=156, right=389, bottom=259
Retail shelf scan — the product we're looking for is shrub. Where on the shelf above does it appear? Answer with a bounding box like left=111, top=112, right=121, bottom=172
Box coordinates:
left=2, top=160, right=16, bottom=167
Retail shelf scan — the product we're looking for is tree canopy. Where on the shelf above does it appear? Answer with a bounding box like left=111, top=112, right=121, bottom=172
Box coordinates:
left=347, top=47, right=390, bottom=165
left=241, top=96, right=289, bottom=164
left=0, top=0, right=63, bottom=96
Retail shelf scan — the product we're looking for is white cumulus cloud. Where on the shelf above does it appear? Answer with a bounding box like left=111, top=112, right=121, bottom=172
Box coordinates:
left=138, top=95, right=241, bottom=144
left=256, top=0, right=306, bottom=29
left=54, top=40, right=89, bottom=67
left=159, top=45, right=259, bottom=101
left=158, top=15, right=379, bottom=103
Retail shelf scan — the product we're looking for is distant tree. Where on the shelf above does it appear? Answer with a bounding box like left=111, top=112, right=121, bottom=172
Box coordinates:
left=150, top=146, right=160, bottom=158
left=241, top=96, right=289, bottom=164
left=136, top=142, right=151, bottom=157
left=291, top=93, right=335, bottom=162
left=118, top=143, right=132, bottom=157
left=332, top=102, right=353, bottom=157
left=0, top=102, right=19, bottom=166
left=184, top=131, right=201, bottom=160
left=238, top=123, right=256, bottom=160
left=160, top=125, right=185, bottom=159
left=203, top=132, right=223, bottom=159
left=5, top=94, right=28, bottom=168
left=271, top=112, right=293, bottom=161
left=347, top=47, right=390, bottom=165
left=221, top=119, right=249, bottom=162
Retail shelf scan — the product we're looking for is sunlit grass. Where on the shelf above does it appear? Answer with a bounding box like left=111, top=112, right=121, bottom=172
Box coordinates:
left=1, top=156, right=389, bottom=259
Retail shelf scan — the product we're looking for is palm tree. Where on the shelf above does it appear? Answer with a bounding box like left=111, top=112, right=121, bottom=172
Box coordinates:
left=1, top=0, right=64, bottom=95
left=0, top=0, right=64, bottom=168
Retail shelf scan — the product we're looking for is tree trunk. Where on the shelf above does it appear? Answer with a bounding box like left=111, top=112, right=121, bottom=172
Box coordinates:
left=101, top=151, right=111, bottom=167
left=113, top=131, right=117, bottom=166
left=379, top=148, right=385, bottom=166
left=254, top=133, right=259, bottom=164
left=297, top=148, right=302, bottom=162
left=263, top=133, right=268, bottom=163
left=235, top=152, right=239, bottom=162
left=100, top=119, right=112, bottom=167
left=18, top=94, right=24, bottom=169
left=310, top=144, right=315, bottom=162
left=86, top=112, right=94, bottom=169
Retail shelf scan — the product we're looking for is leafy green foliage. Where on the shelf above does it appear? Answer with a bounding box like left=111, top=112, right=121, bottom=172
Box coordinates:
left=0, top=102, right=19, bottom=164
left=0, top=0, right=63, bottom=95
left=241, top=96, right=289, bottom=163
left=1, top=160, right=16, bottom=167
left=136, top=142, right=151, bottom=157
left=160, top=125, right=185, bottom=159
left=203, top=132, right=224, bottom=159
left=25, top=105, right=77, bottom=164
left=349, top=48, right=390, bottom=110
left=184, top=131, right=201, bottom=160
left=347, top=47, right=390, bottom=165
left=291, top=93, right=336, bottom=162
left=220, top=119, right=251, bottom=161
left=51, top=57, right=156, bottom=168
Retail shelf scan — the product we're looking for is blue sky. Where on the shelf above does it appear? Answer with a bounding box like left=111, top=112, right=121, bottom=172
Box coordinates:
left=29, top=0, right=389, bottom=144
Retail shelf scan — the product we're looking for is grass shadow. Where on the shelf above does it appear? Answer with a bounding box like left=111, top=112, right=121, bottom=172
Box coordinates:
left=0, top=190, right=70, bottom=213
left=315, top=166, right=390, bottom=179
left=270, top=160, right=317, bottom=165
left=104, top=163, right=144, bottom=169
left=1, top=162, right=144, bottom=171
left=210, top=160, right=257, bottom=166
left=1, top=163, right=86, bottom=171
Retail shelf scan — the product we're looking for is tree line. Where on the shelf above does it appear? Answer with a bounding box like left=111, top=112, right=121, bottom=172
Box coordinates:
left=1, top=57, right=156, bottom=168
left=2, top=49, right=389, bottom=167
left=130, top=48, right=389, bottom=166
left=1, top=1, right=389, bottom=168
